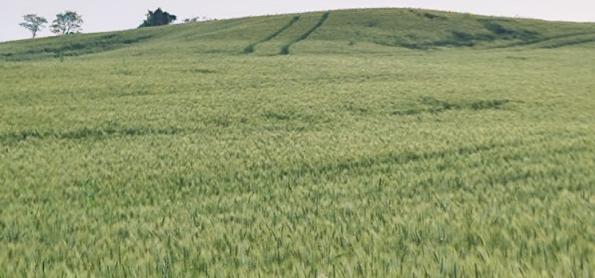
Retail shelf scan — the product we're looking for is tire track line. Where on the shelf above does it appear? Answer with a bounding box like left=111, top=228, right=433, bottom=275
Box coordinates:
left=243, top=16, right=301, bottom=54
left=280, top=12, right=330, bottom=55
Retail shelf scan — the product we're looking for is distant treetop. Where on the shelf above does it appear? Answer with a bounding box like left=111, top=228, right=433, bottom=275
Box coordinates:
left=50, top=11, right=83, bottom=35
left=139, top=8, right=177, bottom=28
left=19, top=14, right=48, bottom=38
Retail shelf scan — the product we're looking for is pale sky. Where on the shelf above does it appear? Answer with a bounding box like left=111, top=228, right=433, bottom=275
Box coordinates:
left=2, top=0, right=595, bottom=42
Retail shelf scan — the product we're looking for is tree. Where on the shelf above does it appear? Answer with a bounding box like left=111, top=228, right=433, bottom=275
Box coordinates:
left=51, top=11, right=83, bottom=35
left=19, top=14, right=48, bottom=38
left=139, top=8, right=177, bottom=28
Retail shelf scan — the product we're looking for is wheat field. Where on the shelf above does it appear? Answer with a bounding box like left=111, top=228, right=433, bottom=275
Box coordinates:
left=1, top=8, right=594, bottom=277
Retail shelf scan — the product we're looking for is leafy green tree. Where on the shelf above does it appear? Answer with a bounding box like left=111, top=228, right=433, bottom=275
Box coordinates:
left=51, top=11, right=83, bottom=35
left=19, top=14, right=48, bottom=38
left=139, top=8, right=177, bottom=28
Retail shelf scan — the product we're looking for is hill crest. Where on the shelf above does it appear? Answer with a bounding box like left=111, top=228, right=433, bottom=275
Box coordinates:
left=1, top=8, right=595, bottom=60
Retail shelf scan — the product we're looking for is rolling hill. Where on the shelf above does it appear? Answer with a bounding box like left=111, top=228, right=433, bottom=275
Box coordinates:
left=0, top=8, right=594, bottom=277
left=2, top=8, right=595, bottom=60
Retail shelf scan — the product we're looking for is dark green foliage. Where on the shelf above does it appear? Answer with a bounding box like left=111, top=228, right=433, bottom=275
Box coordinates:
left=377, top=17, right=547, bottom=50
left=0, top=122, right=181, bottom=144
left=480, top=19, right=540, bottom=41
left=393, top=97, right=510, bottom=115
left=419, top=96, right=510, bottom=112
left=433, top=32, right=480, bottom=47
left=186, top=69, right=217, bottom=74
left=375, top=34, right=479, bottom=50
left=366, top=20, right=379, bottom=27
left=541, top=35, right=595, bottom=48
left=410, top=10, right=448, bottom=20
left=378, top=20, right=541, bottom=50
left=451, top=31, right=475, bottom=41
left=139, top=8, right=177, bottom=28
left=280, top=44, right=291, bottom=55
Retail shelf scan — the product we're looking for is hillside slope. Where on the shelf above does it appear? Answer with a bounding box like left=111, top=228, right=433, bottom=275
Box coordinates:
left=1, top=8, right=595, bottom=60
left=1, top=8, right=594, bottom=277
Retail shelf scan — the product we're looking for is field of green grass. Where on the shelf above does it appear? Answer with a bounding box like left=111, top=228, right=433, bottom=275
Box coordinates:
left=1, top=8, right=594, bottom=276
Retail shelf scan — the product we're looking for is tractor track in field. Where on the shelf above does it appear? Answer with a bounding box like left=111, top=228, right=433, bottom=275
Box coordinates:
left=490, top=31, right=595, bottom=49
left=280, top=11, right=331, bottom=55
left=540, top=35, right=595, bottom=48
left=243, top=16, right=301, bottom=54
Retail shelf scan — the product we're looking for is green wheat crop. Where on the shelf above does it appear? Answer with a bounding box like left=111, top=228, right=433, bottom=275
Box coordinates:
left=0, top=8, right=594, bottom=277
